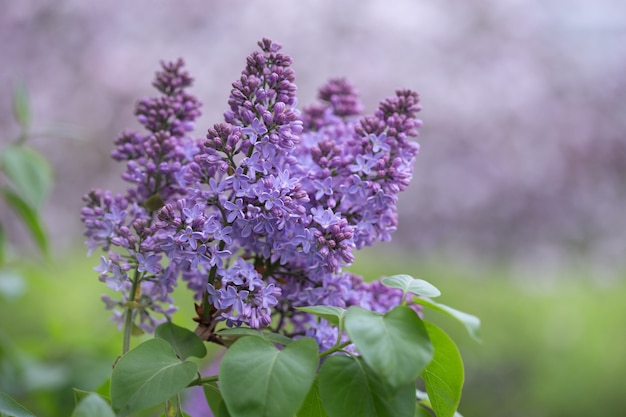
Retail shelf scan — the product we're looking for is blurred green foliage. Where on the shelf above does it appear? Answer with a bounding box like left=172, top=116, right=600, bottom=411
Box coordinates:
left=0, top=254, right=203, bottom=417
left=1, top=84, right=53, bottom=260
left=351, top=249, right=626, bottom=417
left=1, top=248, right=624, bottom=417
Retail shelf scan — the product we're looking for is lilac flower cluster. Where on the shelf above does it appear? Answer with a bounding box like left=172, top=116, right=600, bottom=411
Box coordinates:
left=82, top=38, right=422, bottom=349
left=81, top=59, right=201, bottom=332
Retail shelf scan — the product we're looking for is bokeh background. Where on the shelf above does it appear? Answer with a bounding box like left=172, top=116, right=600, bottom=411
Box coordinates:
left=1, top=1, right=625, bottom=416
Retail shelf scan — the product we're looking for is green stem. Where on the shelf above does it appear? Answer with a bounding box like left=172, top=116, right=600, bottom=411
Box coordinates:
left=122, top=309, right=133, bottom=355
left=319, top=340, right=352, bottom=358
left=201, top=240, right=227, bottom=322
left=188, top=374, right=219, bottom=387
left=122, top=269, right=142, bottom=354
left=202, top=264, right=219, bottom=322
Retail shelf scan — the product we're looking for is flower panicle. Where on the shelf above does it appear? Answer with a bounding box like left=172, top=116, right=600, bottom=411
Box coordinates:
left=302, top=78, right=363, bottom=131
left=223, top=38, right=301, bottom=153
left=112, top=59, right=203, bottom=204
left=82, top=38, right=423, bottom=343
left=81, top=60, right=205, bottom=332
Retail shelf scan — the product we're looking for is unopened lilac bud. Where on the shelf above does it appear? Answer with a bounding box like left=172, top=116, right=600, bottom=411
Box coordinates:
left=157, top=204, right=175, bottom=221
left=241, top=109, right=255, bottom=124
left=256, top=89, right=267, bottom=101
left=158, top=162, right=169, bottom=173
left=133, top=218, right=148, bottom=234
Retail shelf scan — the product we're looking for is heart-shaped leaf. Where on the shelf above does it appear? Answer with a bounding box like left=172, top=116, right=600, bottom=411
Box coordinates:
left=0, top=392, right=37, bottom=417
left=155, top=322, right=207, bottom=360
left=203, top=381, right=232, bottom=417
left=111, top=338, right=198, bottom=417
left=219, top=336, right=318, bottom=417
left=296, top=379, right=329, bottom=417
left=381, top=274, right=441, bottom=298
left=73, top=389, right=93, bottom=405
left=421, top=322, right=464, bottom=417
left=344, top=305, right=433, bottom=389
left=412, top=297, right=481, bottom=342
left=295, top=306, right=346, bottom=327
left=71, top=393, right=115, bottom=417
left=318, top=355, right=415, bottom=417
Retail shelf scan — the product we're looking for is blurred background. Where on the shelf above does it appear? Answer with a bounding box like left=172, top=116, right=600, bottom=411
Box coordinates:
left=1, top=0, right=625, bottom=416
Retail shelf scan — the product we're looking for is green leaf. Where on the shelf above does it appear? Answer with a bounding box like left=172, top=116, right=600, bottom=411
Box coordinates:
left=155, top=321, right=207, bottom=360
left=94, top=378, right=111, bottom=400
left=412, top=297, right=481, bottom=342
left=0, top=392, right=37, bottom=417
left=110, top=338, right=198, bottom=417
left=421, top=322, right=464, bottom=417
left=160, top=395, right=189, bottom=417
left=416, top=389, right=464, bottom=417
left=203, top=381, right=231, bottom=417
left=12, top=83, right=31, bottom=131
left=344, top=305, right=433, bottom=389
left=219, top=336, right=318, bottom=417
left=295, top=305, right=346, bottom=327
left=216, top=327, right=293, bottom=346
left=144, top=193, right=165, bottom=211
left=318, top=355, right=415, bottom=417
left=2, top=188, right=48, bottom=254
left=71, top=393, right=115, bottom=417
left=217, top=400, right=233, bottom=417
left=296, top=379, right=329, bottom=417
left=415, top=404, right=433, bottom=417
left=73, top=388, right=92, bottom=404
left=381, top=274, right=441, bottom=298
left=0, top=145, right=53, bottom=210
left=70, top=380, right=111, bottom=407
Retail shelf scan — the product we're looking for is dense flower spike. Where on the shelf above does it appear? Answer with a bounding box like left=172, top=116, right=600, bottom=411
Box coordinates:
left=82, top=38, right=422, bottom=348
left=303, top=78, right=363, bottom=130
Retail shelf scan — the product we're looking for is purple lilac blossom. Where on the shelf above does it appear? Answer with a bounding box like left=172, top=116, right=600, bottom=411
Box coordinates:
left=81, top=59, right=202, bottom=332
left=81, top=38, right=422, bottom=349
